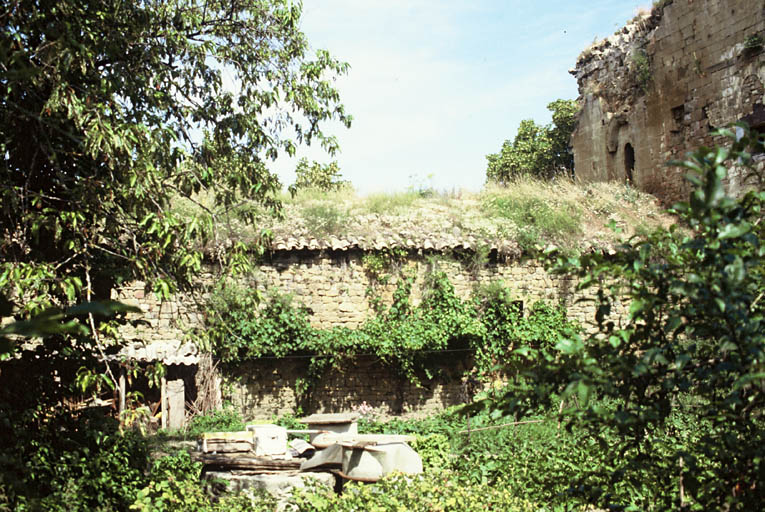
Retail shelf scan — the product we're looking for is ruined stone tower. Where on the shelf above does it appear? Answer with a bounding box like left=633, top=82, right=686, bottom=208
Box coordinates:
left=571, top=0, right=764, bottom=202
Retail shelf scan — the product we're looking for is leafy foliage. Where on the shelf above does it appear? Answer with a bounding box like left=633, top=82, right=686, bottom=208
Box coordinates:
left=480, top=125, right=765, bottom=510
left=486, top=99, right=578, bottom=182
left=0, top=411, right=149, bottom=511
left=131, top=450, right=276, bottom=512
left=185, top=407, right=246, bottom=439
left=473, top=282, right=575, bottom=376
left=1, top=1, right=348, bottom=505
left=2, top=0, right=350, bottom=307
left=200, top=266, right=577, bottom=401
left=289, top=472, right=536, bottom=512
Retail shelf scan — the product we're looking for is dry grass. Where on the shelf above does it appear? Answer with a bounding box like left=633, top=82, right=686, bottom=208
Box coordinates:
left=173, top=178, right=673, bottom=254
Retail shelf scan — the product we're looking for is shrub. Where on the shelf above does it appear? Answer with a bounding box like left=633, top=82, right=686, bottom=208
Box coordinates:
left=131, top=450, right=277, bottom=512
left=631, top=49, right=652, bottom=92
left=482, top=125, right=765, bottom=510
left=0, top=412, right=150, bottom=511
left=290, top=472, right=537, bottom=512
left=290, top=158, right=348, bottom=193
left=185, top=407, right=245, bottom=438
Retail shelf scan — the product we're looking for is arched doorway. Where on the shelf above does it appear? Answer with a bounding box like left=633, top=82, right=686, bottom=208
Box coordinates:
left=624, top=143, right=635, bottom=183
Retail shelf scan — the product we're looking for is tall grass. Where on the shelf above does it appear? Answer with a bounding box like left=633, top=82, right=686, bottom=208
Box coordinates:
left=303, top=204, right=344, bottom=237
left=481, top=178, right=582, bottom=249
left=361, top=191, right=422, bottom=214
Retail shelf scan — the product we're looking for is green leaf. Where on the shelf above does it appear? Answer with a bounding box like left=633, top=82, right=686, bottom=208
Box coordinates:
left=66, top=301, right=142, bottom=317
left=718, top=222, right=750, bottom=239
left=629, top=299, right=646, bottom=318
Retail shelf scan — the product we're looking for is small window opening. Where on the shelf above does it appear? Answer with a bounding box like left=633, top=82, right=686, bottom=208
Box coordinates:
left=741, top=103, right=765, bottom=154
left=624, top=143, right=635, bottom=183
left=671, top=105, right=684, bottom=133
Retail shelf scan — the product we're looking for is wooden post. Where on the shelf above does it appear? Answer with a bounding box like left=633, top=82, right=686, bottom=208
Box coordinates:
left=118, top=367, right=126, bottom=418
left=161, top=375, right=168, bottom=430
left=167, top=379, right=186, bottom=430
left=679, top=456, right=685, bottom=508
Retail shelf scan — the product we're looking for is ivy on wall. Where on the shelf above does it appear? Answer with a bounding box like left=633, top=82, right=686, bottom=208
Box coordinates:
left=195, top=260, right=578, bottom=404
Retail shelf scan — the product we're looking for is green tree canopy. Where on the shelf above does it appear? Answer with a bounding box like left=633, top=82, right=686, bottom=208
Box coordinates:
left=290, top=157, right=348, bottom=193
left=1, top=0, right=351, bottom=313
left=0, top=1, right=351, bottom=483
left=486, top=99, right=578, bottom=182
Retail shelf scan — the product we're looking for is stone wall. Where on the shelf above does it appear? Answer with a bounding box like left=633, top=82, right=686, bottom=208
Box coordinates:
left=116, top=249, right=610, bottom=419
left=571, top=0, right=765, bottom=203
left=117, top=250, right=597, bottom=341
left=226, top=354, right=473, bottom=421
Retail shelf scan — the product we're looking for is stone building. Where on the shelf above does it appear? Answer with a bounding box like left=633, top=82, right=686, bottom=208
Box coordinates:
left=571, top=0, right=765, bottom=202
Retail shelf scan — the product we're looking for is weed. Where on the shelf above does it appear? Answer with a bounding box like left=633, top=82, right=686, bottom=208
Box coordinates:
left=619, top=182, right=641, bottom=204
left=481, top=193, right=582, bottom=250
left=362, top=191, right=421, bottom=214
left=743, top=34, right=763, bottom=56
left=631, top=49, right=652, bottom=92
left=303, top=204, right=344, bottom=237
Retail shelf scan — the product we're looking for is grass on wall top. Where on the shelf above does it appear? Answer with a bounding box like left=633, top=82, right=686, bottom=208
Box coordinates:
left=172, top=176, right=672, bottom=254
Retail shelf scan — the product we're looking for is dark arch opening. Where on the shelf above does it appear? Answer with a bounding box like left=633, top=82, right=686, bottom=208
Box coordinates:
left=624, top=143, right=635, bottom=183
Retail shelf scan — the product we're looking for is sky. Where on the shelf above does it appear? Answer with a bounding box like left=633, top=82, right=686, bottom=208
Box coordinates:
left=270, top=0, right=645, bottom=194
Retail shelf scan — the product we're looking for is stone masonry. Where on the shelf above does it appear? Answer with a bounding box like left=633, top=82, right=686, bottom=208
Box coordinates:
left=115, top=249, right=610, bottom=420
left=571, top=0, right=765, bottom=203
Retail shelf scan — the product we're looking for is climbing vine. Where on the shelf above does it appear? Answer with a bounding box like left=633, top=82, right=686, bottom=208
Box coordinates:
left=197, top=264, right=578, bottom=405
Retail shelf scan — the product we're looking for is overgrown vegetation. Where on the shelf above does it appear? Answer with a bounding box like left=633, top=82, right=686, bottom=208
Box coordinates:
left=480, top=186, right=582, bottom=250
left=198, top=267, right=577, bottom=402
left=290, top=471, right=536, bottom=511
left=184, top=407, right=246, bottom=439
left=232, top=176, right=669, bottom=257
left=3, top=0, right=761, bottom=508
left=631, top=48, right=652, bottom=92
left=0, top=0, right=348, bottom=508
left=475, top=125, right=765, bottom=510
left=289, top=158, right=348, bottom=194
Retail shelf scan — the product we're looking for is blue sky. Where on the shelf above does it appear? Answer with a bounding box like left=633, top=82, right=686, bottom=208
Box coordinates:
left=271, top=1, right=645, bottom=193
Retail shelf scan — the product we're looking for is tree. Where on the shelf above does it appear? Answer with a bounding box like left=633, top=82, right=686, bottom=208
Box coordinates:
left=486, top=99, right=578, bottom=182
left=289, top=157, right=348, bottom=193
left=0, top=2, right=349, bottom=504
left=479, top=126, right=765, bottom=510
left=1, top=0, right=351, bottom=313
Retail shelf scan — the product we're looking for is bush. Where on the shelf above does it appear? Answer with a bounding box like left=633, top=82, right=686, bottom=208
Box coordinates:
left=483, top=125, right=765, bottom=510
left=290, top=472, right=537, bottom=512
left=131, top=450, right=277, bottom=512
left=290, top=158, right=348, bottom=193
left=0, top=412, right=150, bottom=511
left=185, top=407, right=246, bottom=438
